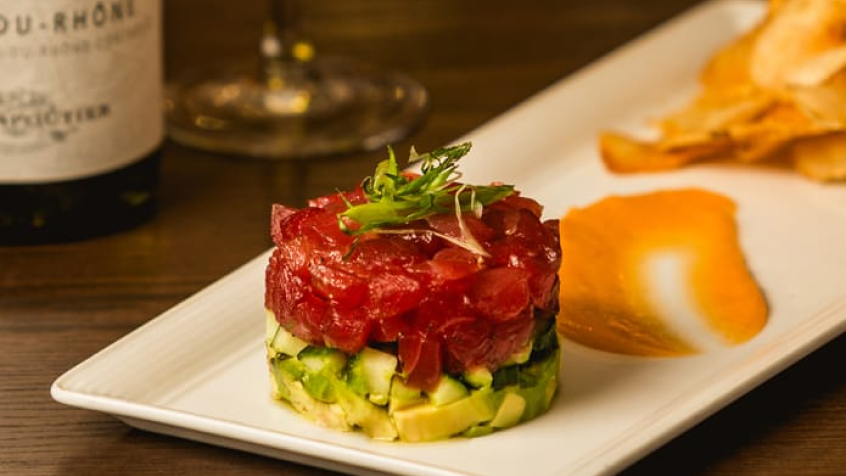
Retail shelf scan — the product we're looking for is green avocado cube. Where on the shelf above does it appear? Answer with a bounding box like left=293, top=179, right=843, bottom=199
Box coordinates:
left=503, top=342, right=533, bottom=365
left=301, top=372, right=336, bottom=403
left=463, top=367, right=493, bottom=389
left=335, top=386, right=399, bottom=441
left=392, top=389, right=496, bottom=442
left=265, top=311, right=309, bottom=357
left=298, top=347, right=347, bottom=375
left=489, top=392, right=526, bottom=428
left=346, top=347, right=399, bottom=406
left=426, top=374, right=470, bottom=407
left=388, top=376, right=425, bottom=413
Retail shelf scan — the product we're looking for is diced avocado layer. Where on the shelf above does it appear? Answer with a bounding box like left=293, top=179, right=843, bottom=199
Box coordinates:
left=265, top=311, right=560, bottom=442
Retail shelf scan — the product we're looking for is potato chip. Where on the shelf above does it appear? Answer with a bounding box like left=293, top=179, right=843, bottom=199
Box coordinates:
left=718, top=100, right=837, bottom=161
left=599, top=131, right=726, bottom=172
left=790, top=132, right=846, bottom=181
left=750, top=0, right=846, bottom=91
left=787, top=46, right=846, bottom=123
left=655, top=86, right=773, bottom=138
left=597, top=0, right=846, bottom=182
left=699, top=24, right=761, bottom=89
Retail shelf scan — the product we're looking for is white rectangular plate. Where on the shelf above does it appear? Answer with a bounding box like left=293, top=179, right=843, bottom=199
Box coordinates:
left=52, top=1, right=846, bottom=475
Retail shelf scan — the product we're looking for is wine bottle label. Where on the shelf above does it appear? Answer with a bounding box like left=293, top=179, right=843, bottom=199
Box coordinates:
left=0, top=0, right=163, bottom=183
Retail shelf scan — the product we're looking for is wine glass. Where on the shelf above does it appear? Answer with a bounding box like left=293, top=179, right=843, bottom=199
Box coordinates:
left=164, top=0, right=429, bottom=159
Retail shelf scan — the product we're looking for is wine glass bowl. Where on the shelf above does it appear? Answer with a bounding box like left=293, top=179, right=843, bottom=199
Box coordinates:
left=164, top=0, right=429, bottom=159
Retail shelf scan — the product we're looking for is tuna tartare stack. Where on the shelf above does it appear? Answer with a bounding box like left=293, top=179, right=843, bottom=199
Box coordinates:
left=265, top=143, right=561, bottom=441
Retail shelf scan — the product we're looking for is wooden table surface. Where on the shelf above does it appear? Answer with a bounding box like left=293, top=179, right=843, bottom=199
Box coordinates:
left=2, top=0, right=844, bottom=475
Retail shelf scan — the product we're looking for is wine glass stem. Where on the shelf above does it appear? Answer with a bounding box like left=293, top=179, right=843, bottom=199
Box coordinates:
left=264, top=0, right=307, bottom=63
left=261, top=0, right=316, bottom=90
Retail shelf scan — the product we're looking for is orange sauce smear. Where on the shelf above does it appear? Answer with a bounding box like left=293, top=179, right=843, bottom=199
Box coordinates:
left=557, top=188, right=768, bottom=357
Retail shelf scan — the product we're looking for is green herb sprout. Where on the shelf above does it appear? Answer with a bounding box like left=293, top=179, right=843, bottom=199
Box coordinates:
left=338, top=142, right=514, bottom=237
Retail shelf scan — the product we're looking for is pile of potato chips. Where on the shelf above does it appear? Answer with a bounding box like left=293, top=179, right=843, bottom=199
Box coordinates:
left=599, top=0, right=846, bottom=182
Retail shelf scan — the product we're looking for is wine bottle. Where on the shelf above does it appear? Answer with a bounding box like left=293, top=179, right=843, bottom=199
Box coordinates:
left=0, top=0, right=164, bottom=245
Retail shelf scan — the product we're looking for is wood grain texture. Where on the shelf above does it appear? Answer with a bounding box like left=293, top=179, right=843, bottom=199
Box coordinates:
left=1, top=1, right=844, bottom=475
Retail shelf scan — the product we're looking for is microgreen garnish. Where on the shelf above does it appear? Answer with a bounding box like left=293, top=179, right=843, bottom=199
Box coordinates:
left=338, top=142, right=514, bottom=236
left=337, top=143, right=514, bottom=256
